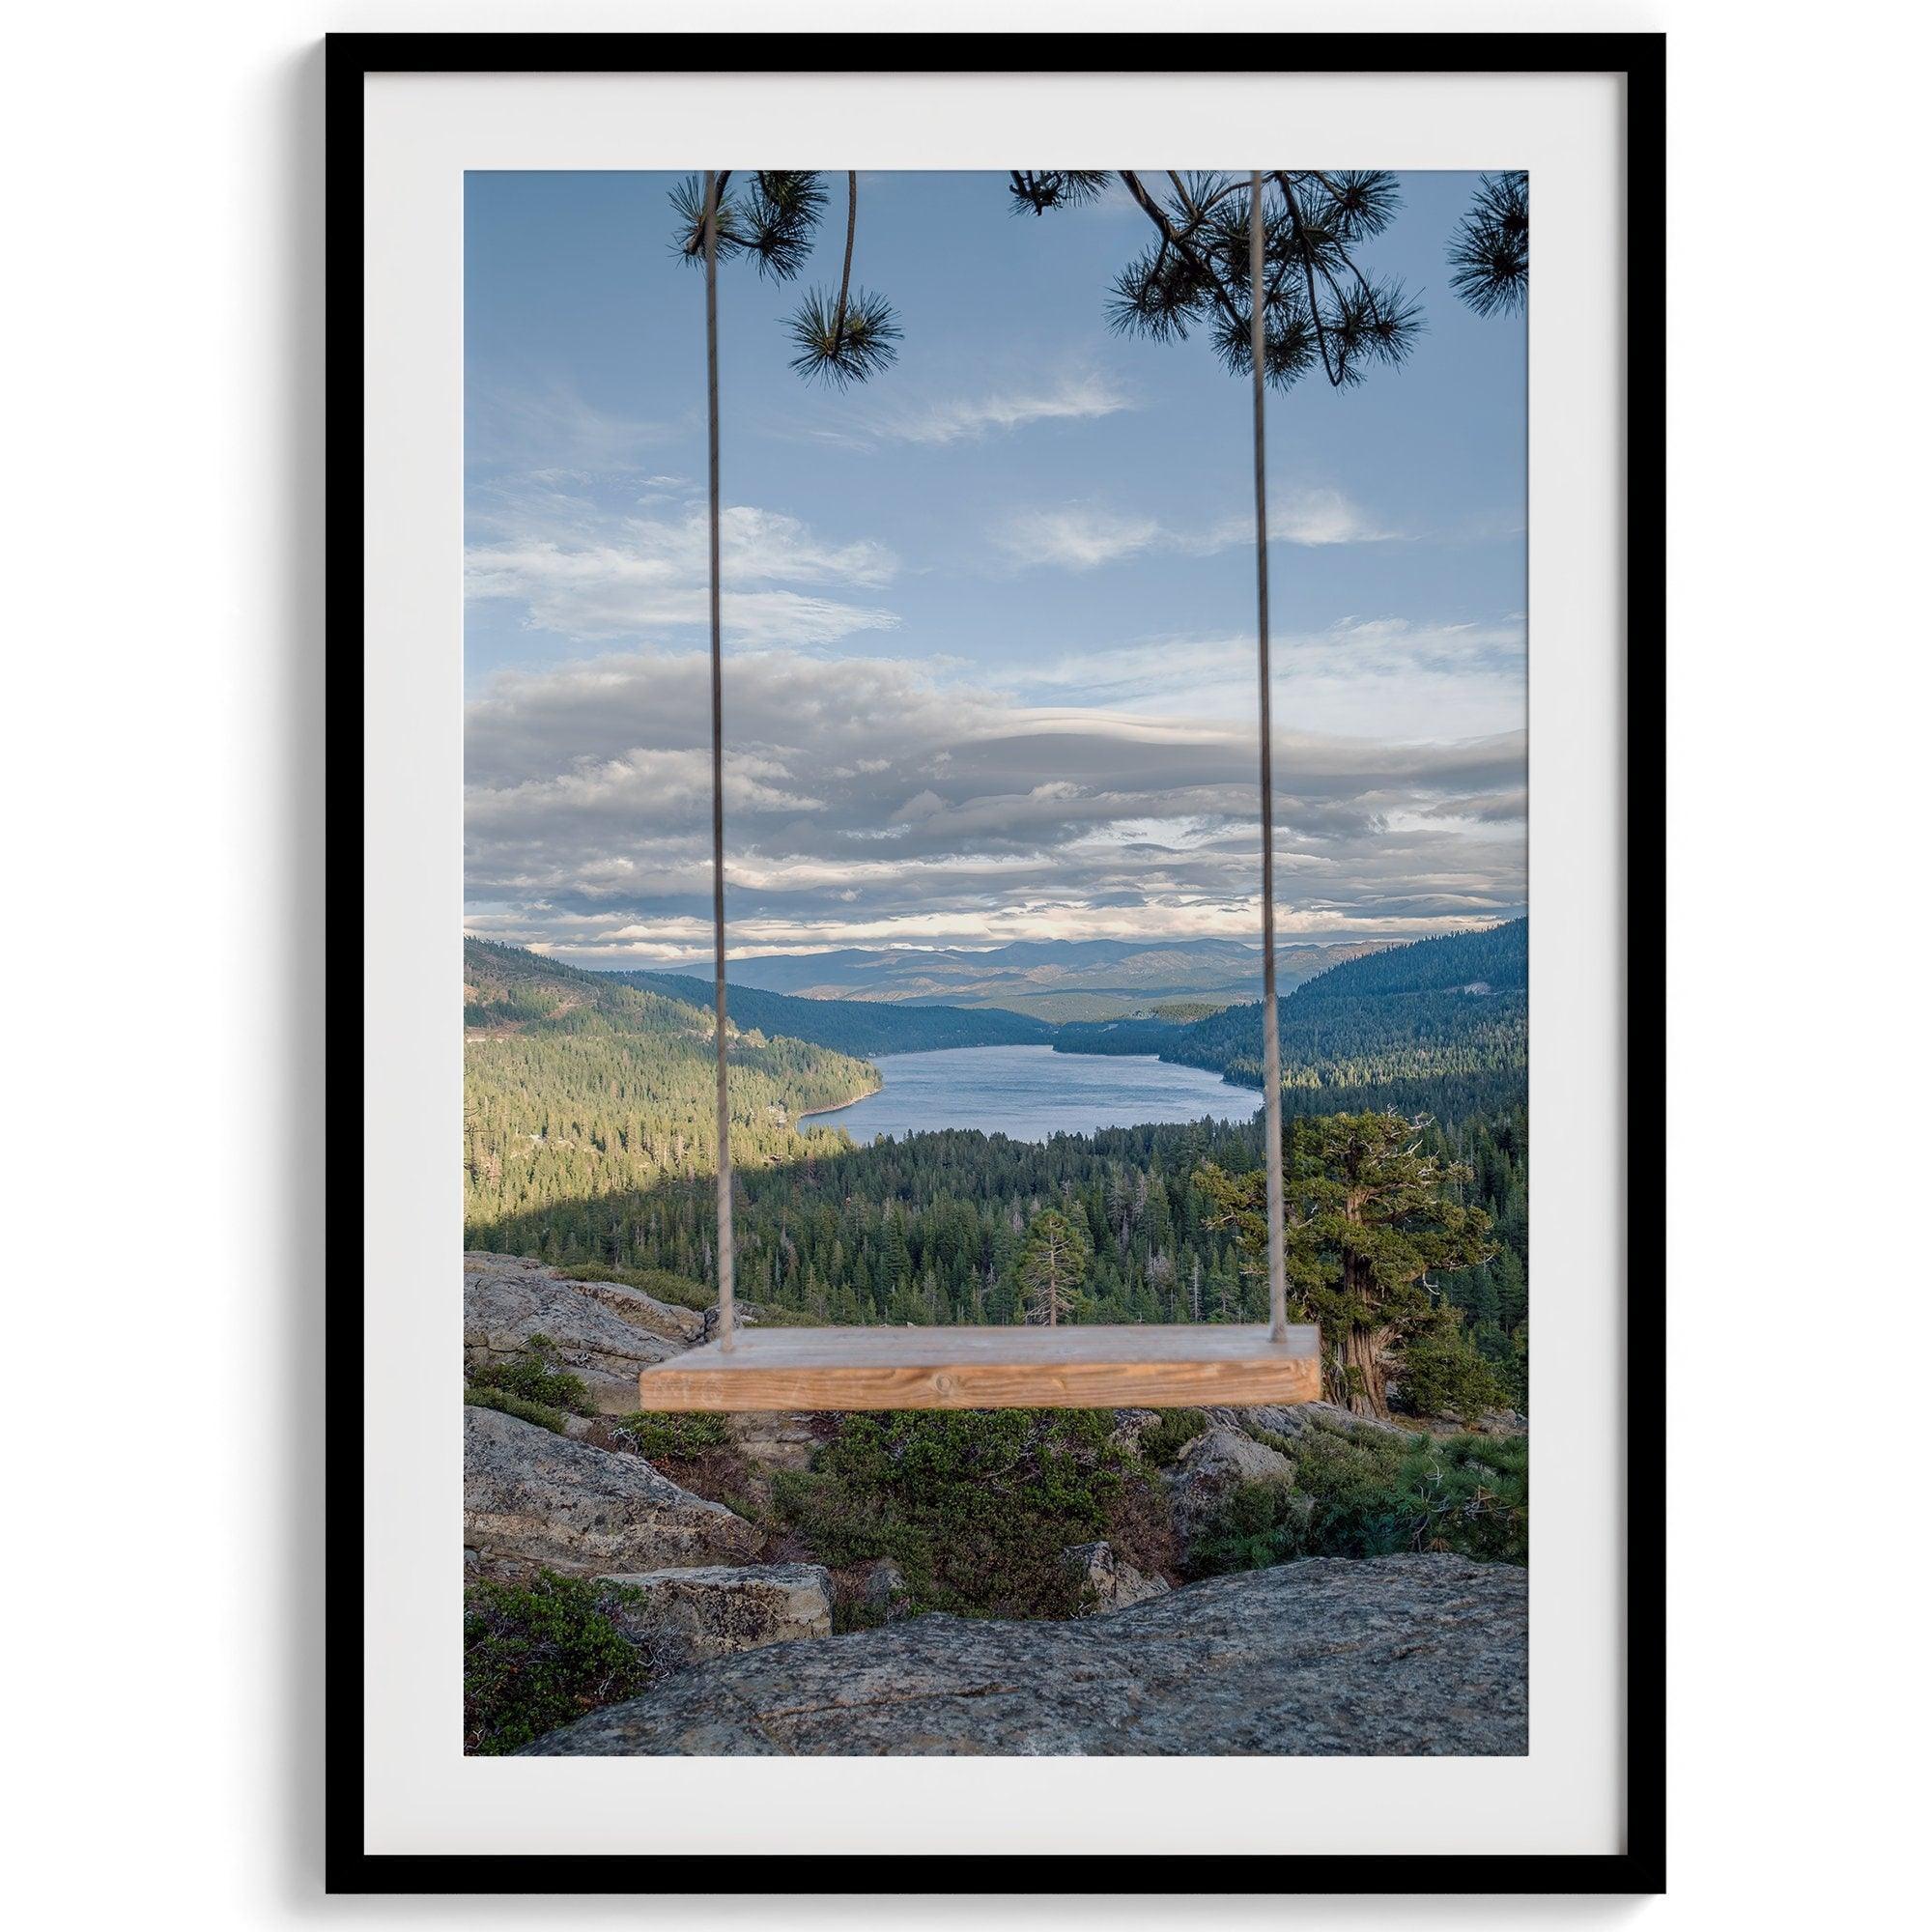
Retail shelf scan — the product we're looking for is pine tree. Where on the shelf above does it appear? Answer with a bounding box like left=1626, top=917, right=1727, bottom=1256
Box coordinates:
left=1199, top=1112, right=1495, bottom=1417
left=1017, top=1208, right=1090, bottom=1328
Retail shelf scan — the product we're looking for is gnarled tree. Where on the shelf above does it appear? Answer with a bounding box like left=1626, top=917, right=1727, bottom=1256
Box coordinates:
left=1199, top=1112, right=1495, bottom=1417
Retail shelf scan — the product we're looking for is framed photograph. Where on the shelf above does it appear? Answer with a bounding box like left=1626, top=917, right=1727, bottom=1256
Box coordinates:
left=334, top=30, right=1662, bottom=1889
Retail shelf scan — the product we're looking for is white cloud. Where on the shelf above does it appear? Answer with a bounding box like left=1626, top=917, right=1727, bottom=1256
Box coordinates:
left=465, top=501, right=899, bottom=646
left=1267, top=488, right=1394, bottom=548
left=858, top=369, right=1136, bottom=448
left=993, top=506, right=1163, bottom=571
left=994, top=487, right=1394, bottom=573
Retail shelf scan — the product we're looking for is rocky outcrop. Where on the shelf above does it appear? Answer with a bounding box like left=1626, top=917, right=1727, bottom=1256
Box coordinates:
left=1234, top=1401, right=1411, bottom=1444
left=598, top=1563, right=834, bottom=1670
left=1061, top=1540, right=1169, bottom=1612
left=521, top=1554, right=1526, bottom=1756
left=1436, top=1407, right=1528, bottom=1438
left=464, top=1404, right=758, bottom=1577
left=464, top=1253, right=700, bottom=1410
left=1162, top=1423, right=1305, bottom=1549
left=724, top=1411, right=831, bottom=1470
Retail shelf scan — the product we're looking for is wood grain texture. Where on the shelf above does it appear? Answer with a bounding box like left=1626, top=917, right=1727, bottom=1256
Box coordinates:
left=635, top=1323, right=1323, bottom=1411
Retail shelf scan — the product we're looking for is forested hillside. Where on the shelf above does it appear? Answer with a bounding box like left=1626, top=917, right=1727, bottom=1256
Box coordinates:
left=1293, top=920, right=1526, bottom=1002
left=470, top=1103, right=1528, bottom=1405
left=604, top=971, right=1054, bottom=1055
left=1060, top=922, right=1526, bottom=1117
left=464, top=941, right=879, bottom=1236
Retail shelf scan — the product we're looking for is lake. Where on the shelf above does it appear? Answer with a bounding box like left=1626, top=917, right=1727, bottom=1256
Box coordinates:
left=800, top=1044, right=1260, bottom=1145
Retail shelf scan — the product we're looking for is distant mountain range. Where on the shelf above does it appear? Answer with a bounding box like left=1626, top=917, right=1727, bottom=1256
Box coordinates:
left=656, top=936, right=1392, bottom=1024
left=605, top=971, right=1055, bottom=1056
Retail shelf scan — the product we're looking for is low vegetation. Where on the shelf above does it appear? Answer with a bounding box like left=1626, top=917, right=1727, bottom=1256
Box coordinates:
left=460, top=1394, right=1527, bottom=1753
left=773, top=1409, right=1172, bottom=1622
left=464, top=1572, right=649, bottom=1755
left=613, top=1410, right=732, bottom=1461
left=464, top=1384, right=567, bottom=1435
left=467, top=1335, right=595, bottom=1416
left=554, top=1259, right=714, bottom=1312
left=1138, top=1408, right=1210, bottom=1467
left=1189, top=1422, right=1527, bottom=1576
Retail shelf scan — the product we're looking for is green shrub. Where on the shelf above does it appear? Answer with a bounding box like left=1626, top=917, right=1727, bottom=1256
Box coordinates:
left=1190, top=1479, right=1319, bottom=1574
left=1138, top=1407, right=1209, bottom=1467
left=774, top=1408, right=1167, bottom=1620
left=556, top=1260, right=714, bottom=1313
left=1189, top=1426, right=1527, bottom=1575
left=614, top=1410, right=731, bottom=1461
left=465, top=1384, right=566, bottom=1435
left=549, top=1260, right=831, bottom=1327
left=1469, top=1320, right=1529, bottom=1414
left=468, top=1335, right=595, bottom=1416
left=1394, top=1321, right=1508, bottom=1423
left=738, top=1304, right=826, bottom=1328
left=464, top=1571, right=648, bottom=1754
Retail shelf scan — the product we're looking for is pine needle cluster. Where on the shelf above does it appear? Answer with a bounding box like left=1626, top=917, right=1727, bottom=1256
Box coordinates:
left=1446, top=170, right=1529, bottom=317
left=670, top=166, right=1525, bottom=390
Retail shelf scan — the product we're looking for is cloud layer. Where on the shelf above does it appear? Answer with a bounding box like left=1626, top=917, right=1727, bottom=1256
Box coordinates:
left=1014, top=616, right=1525, bottom=742
left=466, top=643, right=1526, bottom=964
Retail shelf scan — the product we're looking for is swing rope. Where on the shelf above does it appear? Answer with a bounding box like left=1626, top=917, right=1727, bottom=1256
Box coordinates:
left=703, top=171, right=737, bottom=1352
left=1249, top=172, right=1291, bottom=1346
left=699, top=168, right=1291, bottom=1354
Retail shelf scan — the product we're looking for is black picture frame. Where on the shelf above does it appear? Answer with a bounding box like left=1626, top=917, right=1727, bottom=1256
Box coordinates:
left=327, top=30, right=1664, bottom=1895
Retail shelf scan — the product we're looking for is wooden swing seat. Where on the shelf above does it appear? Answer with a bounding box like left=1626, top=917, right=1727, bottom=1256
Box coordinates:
left=635, top=1321, right=1322, bottom=1411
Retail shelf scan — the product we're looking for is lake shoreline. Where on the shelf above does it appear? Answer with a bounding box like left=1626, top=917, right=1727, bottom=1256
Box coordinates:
left=794, top=1070, right=885, bottom=1126
left=792, top=1043, right=1260, bottom=1147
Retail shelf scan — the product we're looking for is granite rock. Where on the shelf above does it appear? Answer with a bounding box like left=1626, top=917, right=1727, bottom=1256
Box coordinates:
left=521, top=1555, right=1526, bottom=1756
left=464, top=1404, right=758, bottom=1577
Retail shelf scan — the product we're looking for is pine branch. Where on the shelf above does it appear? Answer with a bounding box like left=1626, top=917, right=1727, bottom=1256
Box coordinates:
left=1448, top=170, right=1529, bottom=317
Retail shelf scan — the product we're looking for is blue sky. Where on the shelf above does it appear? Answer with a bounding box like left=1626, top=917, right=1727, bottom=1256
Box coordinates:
left=464, top=171, right=1525, bottom=968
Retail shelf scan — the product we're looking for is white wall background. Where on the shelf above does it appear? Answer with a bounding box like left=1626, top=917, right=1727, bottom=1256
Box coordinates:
left=4, top=0, right=1924, bottom=1923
